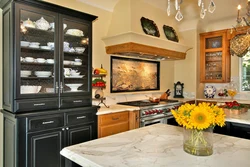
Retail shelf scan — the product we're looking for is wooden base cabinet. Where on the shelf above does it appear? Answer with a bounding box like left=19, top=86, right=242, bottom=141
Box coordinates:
left=98, top=110, right=140, bottom=138
left=2, top=106, right=98, bottom=167
left=98, top=111, right=129, bottom=138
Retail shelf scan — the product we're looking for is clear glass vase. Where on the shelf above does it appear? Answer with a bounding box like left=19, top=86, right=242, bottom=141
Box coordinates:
left=183, top=127, right=213, bottom=156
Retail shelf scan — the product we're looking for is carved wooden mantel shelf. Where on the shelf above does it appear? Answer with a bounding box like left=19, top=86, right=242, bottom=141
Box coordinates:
left=102, top=32, right=192, bottom=61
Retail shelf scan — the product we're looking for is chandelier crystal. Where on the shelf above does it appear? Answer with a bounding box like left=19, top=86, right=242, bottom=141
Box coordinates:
left=167, top=0, right=216, bottom=21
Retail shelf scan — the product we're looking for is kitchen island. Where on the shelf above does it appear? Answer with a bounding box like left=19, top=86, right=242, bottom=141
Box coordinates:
left=60, top=124, right=250, bottom=167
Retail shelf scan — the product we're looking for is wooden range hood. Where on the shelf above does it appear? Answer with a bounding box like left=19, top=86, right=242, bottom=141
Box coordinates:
left=102, top=32, right=192, bottom=61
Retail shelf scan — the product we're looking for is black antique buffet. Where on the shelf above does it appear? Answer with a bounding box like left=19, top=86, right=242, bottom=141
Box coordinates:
left=0, top=0, right=98, bottom=167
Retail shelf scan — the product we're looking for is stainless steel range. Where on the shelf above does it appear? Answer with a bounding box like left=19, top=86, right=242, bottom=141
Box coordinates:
left=117, top=99, right=182, bottom=127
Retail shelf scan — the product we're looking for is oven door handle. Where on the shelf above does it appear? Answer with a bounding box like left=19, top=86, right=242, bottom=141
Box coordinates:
left=141, top=115, right=173, bottom=123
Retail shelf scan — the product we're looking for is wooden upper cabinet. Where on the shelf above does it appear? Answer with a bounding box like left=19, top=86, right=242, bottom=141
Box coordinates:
left=200, top=30, right=231, bottom=83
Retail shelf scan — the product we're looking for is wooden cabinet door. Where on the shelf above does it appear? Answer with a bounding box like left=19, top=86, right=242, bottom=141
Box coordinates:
left=27, top=129, right=64, bottom=167
left=129, top=110, right=139, bottom=130
left=200, top=30, right=230, bottom=83
left=66, top=124, right=94, bottom=167
left=99, top=122, right=129, bottom=138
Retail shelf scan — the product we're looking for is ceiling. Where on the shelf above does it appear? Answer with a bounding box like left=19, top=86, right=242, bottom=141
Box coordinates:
left=77, top=0, right=249, bottom=23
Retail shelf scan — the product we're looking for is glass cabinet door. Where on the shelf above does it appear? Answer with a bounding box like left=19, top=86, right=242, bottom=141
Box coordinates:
left=17, top=5, right=58, bottom=97
left=61, top=16, right=90, bottom=94
left=205, top=51, right=223, bottom=80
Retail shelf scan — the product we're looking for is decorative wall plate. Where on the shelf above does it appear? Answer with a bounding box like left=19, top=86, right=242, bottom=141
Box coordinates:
left=163, top=25, right=179, bottom=42
left=204, top=85, right=216, bottom=98
left=140, top=17, right=160, bottom=37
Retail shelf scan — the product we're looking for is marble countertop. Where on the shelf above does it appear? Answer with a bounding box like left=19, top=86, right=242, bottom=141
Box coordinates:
left=97, top=98, right=250, bottom=125
left=60, top=124, right=250, bottom=167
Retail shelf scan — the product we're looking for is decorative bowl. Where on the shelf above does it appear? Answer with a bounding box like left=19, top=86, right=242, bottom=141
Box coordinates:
left=35, top=17, right=50, bottom=30
left=65, top=84, right=83, bottom=91
left=23, top=18, right=35, bottom=28
left=75, top=47, right=85, bottom=53
left=21, top=85, right=42, bottom=94
left=70, top=72, right=80, bottom=76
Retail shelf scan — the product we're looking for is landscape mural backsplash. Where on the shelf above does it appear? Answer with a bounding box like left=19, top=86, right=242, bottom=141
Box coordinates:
left=111, top=57, right=159, bottom=92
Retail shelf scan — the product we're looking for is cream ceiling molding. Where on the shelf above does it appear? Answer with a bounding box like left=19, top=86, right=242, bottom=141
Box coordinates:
left=76, top=0, right=119, bottom=12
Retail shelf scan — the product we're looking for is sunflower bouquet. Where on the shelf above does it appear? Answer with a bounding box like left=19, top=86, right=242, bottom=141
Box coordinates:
left=171, top=102, right=226, bottom=156
left=171, top=102, right=226, bottom=130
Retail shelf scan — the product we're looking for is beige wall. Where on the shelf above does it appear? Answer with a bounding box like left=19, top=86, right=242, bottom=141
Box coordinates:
left=174, top=29, right=198, bottom=94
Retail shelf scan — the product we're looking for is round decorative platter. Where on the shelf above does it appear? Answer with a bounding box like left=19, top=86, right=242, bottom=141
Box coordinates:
left=204, top=85, right=216, bottom=98
left=140, top=17, right=160, bottom=37
left=163, top=25, right=179, bottom=42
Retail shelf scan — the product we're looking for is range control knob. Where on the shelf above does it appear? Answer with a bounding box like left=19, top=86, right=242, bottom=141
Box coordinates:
left=149, top=110, right=153, bottom=114
left=155, top=109, right=159, bottom=113
left=152, top=110, right=156, bottom=114
left=166, top=108, right=171, bottom=112
left=159, top=109, right=163, bottom=113
left=145, top=111, right=149, bottom=115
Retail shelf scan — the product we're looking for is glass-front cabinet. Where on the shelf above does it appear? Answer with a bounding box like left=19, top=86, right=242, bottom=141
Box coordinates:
left=200, top=30, right=231, bottom=83
left=2, top=2, right=96, bottom=113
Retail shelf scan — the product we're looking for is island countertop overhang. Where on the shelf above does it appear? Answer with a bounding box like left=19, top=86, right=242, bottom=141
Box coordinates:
left=60, top=124, right=250, bottom=167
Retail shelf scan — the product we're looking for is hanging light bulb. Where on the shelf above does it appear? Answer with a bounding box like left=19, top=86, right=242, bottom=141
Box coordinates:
left=167, top=0, right=171, bottom=16
left=208, top=0, right=216, bottom=13
left=200, top=2, right=207, bottom=19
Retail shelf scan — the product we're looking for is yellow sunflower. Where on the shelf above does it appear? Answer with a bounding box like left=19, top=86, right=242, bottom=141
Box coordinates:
left=189, top=107, right=212, bottom=130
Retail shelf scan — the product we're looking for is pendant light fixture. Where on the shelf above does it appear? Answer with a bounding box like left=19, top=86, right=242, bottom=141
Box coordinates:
left=167, top=0, right=216, bottom=21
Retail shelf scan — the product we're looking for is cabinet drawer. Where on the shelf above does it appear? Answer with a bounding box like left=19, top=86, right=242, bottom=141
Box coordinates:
left=66, top=111, right=94, bottom=126
left=99, top=112, right=129, bottom=126
left=15, top=98, right=59, bottom=113
left=99, top=122, right=129, bottom=138
left=60, top=97, right=91, bottom=108
left=28, top=114, right=64, bottom=132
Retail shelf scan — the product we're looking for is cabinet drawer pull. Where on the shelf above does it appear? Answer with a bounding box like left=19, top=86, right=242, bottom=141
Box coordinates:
left=42, top=121, right=54, bottom=125
left=73, top=100, right=82, bottom=103
left=77, top=116, right=86, bottom=119
left=34, top=103, right=45, bottom=106
left=112, top=117, right=119, bottom=120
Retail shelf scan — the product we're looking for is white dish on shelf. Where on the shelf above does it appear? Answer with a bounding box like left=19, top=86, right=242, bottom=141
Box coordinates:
left=40, top=46, right=51, bottom=50
left=21, top=85, right=41, bottom=94
left=65, top=84, right=83, bottom=91
left=204, top=85, right=216, bottom=98
left=65, top=75, right=85, bottom=78
left=63, top=60, right=71, bottom=65
left=21, top=41, right=30, bottom=47
left=36, top=58, right=46, bottom=63
left=46, top=59, right=54, bottom=64
left=73, top=62, right=82, bottom=66
left=29, top=45, right=40, bottom=49
left=75, top=47, right=85, bottom=53
left=24, top=57, right=35, bottom=63
left=65, top=29, right=84, bottom=37
left=34, top=71, right=52, bottom=77
left=21, top=70, right=31, bottom=77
